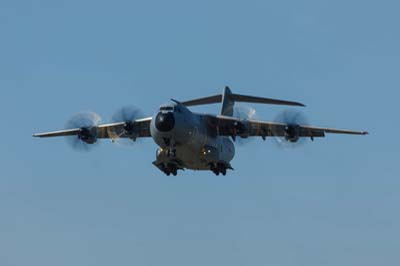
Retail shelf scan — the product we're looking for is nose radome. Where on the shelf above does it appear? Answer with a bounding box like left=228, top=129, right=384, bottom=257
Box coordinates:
left=155, top=112, right=175, bottom=132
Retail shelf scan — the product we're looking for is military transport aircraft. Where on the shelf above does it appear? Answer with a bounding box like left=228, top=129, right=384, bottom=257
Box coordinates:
left=33, top=87, right=368, bottom=176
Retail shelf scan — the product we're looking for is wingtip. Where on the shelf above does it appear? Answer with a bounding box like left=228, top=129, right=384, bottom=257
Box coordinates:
left=363, top=131, right=369, bottom=135
left=290, top=100, right=306, bottom=107
left=293, top=102, right=306, bottom=107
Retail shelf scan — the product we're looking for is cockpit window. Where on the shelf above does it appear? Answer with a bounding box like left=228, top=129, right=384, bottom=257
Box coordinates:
left=160, top=106, right=174, bottom=111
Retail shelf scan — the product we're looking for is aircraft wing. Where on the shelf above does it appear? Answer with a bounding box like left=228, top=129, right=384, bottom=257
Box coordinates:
left=206, top=115, right=368, bottom=139
left=33, top=117, right=152, bottom=139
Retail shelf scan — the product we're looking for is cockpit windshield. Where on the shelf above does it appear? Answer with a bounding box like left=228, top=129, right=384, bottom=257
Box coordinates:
left=160, top=106, right=174, bottom=111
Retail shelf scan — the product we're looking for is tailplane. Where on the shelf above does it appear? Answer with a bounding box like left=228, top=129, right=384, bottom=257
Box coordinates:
left=181, top=86, right=305, bottom=117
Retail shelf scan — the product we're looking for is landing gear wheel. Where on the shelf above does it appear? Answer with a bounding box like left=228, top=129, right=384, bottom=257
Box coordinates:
left=217, top=163, right=227, bottom=176
left=221, top=168, right=227, bottom=176
left=210, top=163, right=229, bottom=176
left=163, top=163, right=178, bottom=176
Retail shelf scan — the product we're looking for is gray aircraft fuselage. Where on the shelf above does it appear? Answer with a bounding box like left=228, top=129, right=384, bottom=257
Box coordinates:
left=150, top=102, right=235, bottom=171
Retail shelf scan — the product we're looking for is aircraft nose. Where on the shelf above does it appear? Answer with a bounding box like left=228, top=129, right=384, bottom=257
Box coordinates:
left=155, top=112, right=175, bottom=132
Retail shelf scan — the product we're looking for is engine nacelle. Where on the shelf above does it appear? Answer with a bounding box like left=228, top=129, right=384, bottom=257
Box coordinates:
left=233, top=120, right=250, bottom=138
left=123, top=121, right=140, bottom=141
left=284, top=125, right=300, bottom=143
left=78, top=127, right=98, bottom=144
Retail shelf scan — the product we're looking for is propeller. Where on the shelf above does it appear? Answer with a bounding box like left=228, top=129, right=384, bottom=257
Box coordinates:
left=273, top=110, right=309, bottom=148
left=108, top=105, right=143, bottom=146
left=232, top=105, right=258, bottom=145
left=64, top=111, right=102, bottom=151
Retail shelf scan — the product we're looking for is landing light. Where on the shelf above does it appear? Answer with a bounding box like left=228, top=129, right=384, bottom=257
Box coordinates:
left=201, top=148, right=211, bottom=155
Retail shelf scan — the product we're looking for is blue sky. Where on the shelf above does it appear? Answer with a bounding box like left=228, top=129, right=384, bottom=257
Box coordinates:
left=1, top=0, right=399, bottom=265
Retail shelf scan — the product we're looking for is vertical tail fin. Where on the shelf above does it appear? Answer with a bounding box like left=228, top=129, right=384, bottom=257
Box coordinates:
left=220, top=86, right=235, bottom=116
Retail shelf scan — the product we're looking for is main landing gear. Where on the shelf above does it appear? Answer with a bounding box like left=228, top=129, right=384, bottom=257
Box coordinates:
left=209, top=162, right=231, bottom=176
left=163, top=163, right=178, bottom=176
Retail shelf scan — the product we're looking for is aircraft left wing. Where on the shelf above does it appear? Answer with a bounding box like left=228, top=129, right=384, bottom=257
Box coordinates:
left=205, top=115, right=368, bottom=139
left=33, top=117, right=152, bottom=139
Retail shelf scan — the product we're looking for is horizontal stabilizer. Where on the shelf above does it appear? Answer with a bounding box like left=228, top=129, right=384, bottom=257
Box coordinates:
left=181, top=87, right=305, bottom=108
left=230, top=93, right=305, bottom=107
left=181, top=94, right=222, bottom=106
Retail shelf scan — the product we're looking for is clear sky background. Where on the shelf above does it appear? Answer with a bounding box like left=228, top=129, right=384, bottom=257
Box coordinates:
left=0, top=0, right=399, bottom=265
